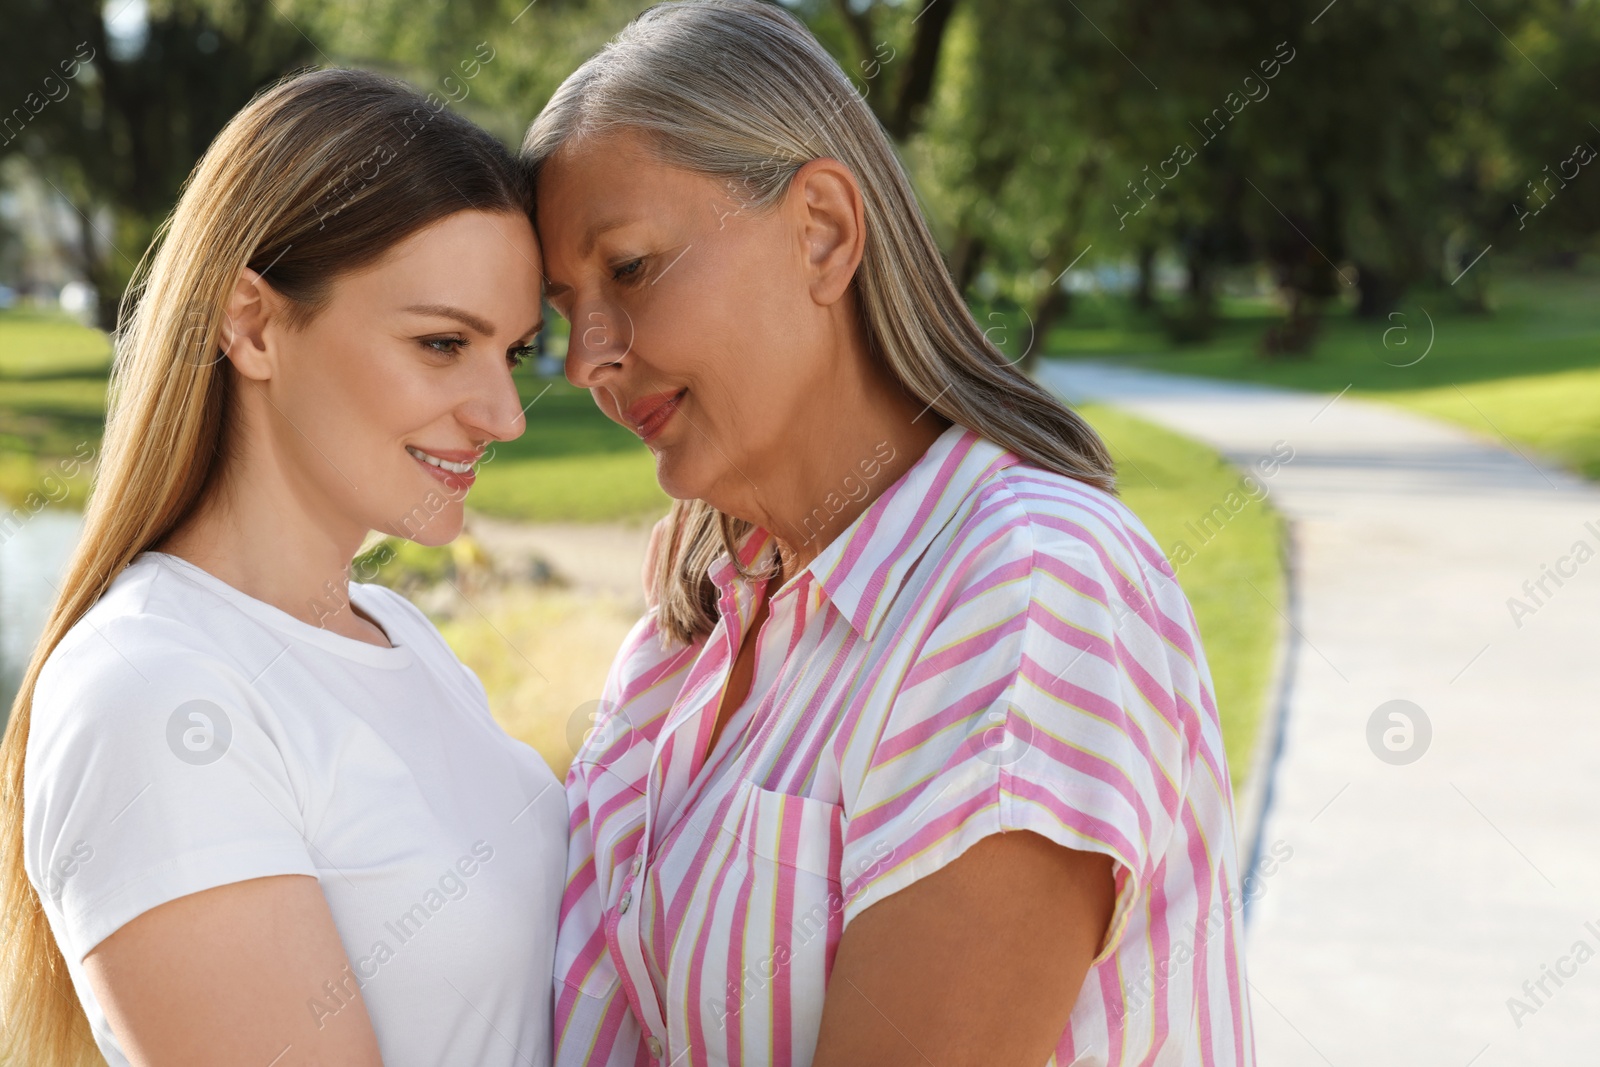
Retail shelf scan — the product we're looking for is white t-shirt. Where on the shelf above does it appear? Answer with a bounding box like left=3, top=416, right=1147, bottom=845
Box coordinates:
left=23, top=551, right=567, bottom=1067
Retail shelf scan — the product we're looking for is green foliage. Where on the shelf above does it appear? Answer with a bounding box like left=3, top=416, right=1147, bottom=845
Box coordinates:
left=353, top=535, right=457, bottom=588
left=1494, top=1, right=1600, bottom=260
left=0, top=0, right=322, bottom=324
left=299, top=0, right=657, bottom=145
left=6, top=0, right=1595, bottom=351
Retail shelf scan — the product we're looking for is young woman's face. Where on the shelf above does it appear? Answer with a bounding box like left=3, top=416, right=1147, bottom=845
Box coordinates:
left=536, top=131, right=837, bottom=503
left=252, top=209, right=543, bottom=545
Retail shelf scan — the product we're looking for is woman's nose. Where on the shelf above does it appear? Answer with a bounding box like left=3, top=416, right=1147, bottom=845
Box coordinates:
left=564, top=305, right=633, bottom=388
left=459, top=356, right=529, bottom=444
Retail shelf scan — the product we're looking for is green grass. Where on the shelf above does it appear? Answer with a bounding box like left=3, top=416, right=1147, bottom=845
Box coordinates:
left=470, top=378, right=668, bottom=522
left=1391, top=368, right=1600, bottom=478
left=1043, top=269, right=1600, bottom=478
left=0, top=311, right=110, bottom=506
left=0, top=309, right=115, bottom=379
left=1080, top=403, right=1283, bottom=788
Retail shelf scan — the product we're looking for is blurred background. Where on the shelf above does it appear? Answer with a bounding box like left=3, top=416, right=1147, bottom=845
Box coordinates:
left=3, top=0, right=1599, bottom=1060
left=3, top=0, right=1597, bottom=782
left=4, top=0, right=1596, bottom=777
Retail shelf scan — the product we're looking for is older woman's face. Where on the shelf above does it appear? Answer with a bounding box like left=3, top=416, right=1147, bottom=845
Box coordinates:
left=537, top=131, right=838, bottom=503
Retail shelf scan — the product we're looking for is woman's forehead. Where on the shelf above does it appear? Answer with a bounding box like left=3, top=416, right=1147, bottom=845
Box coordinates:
left=539, top=137, right=730, bottom=242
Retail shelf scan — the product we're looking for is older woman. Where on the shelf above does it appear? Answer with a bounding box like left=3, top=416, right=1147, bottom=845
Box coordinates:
left=526, top=2, right=1254, bottom=1065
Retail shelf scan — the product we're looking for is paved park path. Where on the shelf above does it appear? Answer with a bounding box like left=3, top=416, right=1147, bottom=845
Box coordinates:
left=1036, top=360, right=1600, bottom=1067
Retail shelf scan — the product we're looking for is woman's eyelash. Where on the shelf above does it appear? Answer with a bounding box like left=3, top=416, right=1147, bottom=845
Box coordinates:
left=612, top=258, right=645, bottom=282
left=427, top=336, right=535, bottom=368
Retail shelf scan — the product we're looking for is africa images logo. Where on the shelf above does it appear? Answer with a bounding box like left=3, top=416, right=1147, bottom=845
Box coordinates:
left=165, top=699, right=232, bottom=766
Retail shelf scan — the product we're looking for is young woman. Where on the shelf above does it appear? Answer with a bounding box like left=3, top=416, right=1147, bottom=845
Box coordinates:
left=527, top=2, right=1254, bottom=1065
left=0, top=70, right=565, bottom=1066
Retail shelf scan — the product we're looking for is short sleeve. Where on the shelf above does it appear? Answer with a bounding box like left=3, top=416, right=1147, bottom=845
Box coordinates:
left=24, top=620, right=318, bottom=960
left=839, top=527, right=1183, bottom=964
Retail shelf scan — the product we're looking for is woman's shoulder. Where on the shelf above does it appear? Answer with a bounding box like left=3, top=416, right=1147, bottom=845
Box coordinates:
left=606, top=607, right=701, bottom=690
left=29, top=559, right=282, bottom=789
left=950, top=458, right=1178, bottom=599
left=571, top=608, right=701, bottom=763
left=41, top=553, right=241, bottom=695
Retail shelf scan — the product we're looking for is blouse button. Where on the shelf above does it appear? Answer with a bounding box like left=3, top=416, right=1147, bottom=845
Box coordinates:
left=646, top=1034, right=664, bottom=1059
left=630, top=855, right=643, bottom=877
left=618, top=890, right=632, bottom=915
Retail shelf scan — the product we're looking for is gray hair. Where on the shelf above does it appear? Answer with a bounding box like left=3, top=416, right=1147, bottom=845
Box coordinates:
left=522, top=0, right=1115, bottom=645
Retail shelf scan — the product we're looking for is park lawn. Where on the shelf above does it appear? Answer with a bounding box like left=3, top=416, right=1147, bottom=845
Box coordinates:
left=1079, top=403, right=1282, bottom=790
left=0, top=310, right=114, bottom=378
left=1044, top=269, right=1600, bottom=477
left=469, top=378, right=670, bottom=522
left=1386, top=367, right=1600, bottom=479
left=0, top=312, right=111, bottom=505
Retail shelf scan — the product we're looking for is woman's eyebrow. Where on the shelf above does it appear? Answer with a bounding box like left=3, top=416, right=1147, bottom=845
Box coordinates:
left=581, top=215, right=633, bottom=255
left=404, top=304, right=496, bottom=335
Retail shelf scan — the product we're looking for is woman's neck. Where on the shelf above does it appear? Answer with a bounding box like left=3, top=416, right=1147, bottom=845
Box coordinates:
left=155, top=465, right=388, bottom=646
left=728, top=362, right=952, bottom=581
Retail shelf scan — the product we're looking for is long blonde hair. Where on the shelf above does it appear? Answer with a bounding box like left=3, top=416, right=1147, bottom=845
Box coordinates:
left=521, top=0, right=1115, bottom=646
left=0, top=68, right=531, bottom=1066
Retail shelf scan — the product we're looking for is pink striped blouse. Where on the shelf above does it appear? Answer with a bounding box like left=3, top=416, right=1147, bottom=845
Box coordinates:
left=554, top=424, right=1255, bottom=1066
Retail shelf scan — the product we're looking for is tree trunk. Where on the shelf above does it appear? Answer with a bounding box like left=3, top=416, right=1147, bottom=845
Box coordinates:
left=886, top=0, right=961, bottom=141
left=1260, top=288, right=1324, bottom=358
left=1353, top=261, right=1404, bottom=319
left=950, top=228, right=987, bottom=298
left=1161, top=241, right=1218, bottom=344
left=1020, top=284, right=1071, bottom=375
left=1133, top=243, right=1156, bottom=311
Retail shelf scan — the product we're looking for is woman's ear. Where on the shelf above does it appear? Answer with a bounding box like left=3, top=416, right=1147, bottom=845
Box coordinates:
left=789, top=158, right=866, bottom=307
left=218, top=268, right=278, bottom=381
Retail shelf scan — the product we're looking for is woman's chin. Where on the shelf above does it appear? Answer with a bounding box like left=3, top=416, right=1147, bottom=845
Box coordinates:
left=650, top=451, right=689, bottom=498
left=409, top=523, right=463, bottom=548
left=381, top=504, right=465, bottom=547
left=652, top=455, right=713, bottom=506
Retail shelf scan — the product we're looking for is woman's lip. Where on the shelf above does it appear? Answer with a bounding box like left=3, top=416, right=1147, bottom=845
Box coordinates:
left=410, top=450, right=476, bottom=492
left=626, top=389, right=686, bottom=441
left=406, top=445, right=483, bottom=464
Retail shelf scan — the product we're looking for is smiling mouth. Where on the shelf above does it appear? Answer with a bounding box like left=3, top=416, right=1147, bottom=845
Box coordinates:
left=405, top=445, right=477, bottom=474
left=629, top=389, right=686, bottom=442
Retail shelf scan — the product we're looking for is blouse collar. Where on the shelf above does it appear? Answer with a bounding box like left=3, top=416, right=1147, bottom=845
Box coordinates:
left=707, top=424, right=1021, bottom=642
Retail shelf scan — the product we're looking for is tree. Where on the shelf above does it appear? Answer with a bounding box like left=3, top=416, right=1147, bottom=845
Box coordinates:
left=794, top=0, right=962, bottom=144
left=1493, top=0, right=1600, bottom=268
left=0, top=0, right=319, bottom=326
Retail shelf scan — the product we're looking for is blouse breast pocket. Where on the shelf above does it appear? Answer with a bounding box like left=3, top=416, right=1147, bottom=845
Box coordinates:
left=706, top=781, right=844, bottom=1064
left=733, top=781, right=844, bottom=882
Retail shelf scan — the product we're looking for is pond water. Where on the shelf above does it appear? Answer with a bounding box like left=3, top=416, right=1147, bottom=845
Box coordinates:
left=0, top=511, right=83, bottom=725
